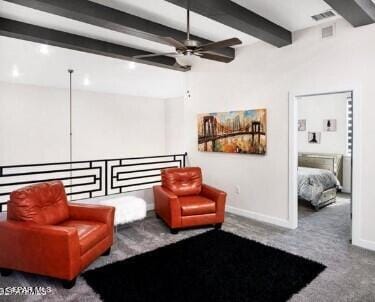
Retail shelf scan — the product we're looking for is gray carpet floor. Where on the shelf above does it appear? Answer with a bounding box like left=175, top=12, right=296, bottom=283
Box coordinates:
left=1, top=193, right=375, bottom=302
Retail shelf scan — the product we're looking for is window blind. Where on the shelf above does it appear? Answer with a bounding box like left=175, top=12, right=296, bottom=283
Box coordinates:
left=347, top=95, right=353, bottom=155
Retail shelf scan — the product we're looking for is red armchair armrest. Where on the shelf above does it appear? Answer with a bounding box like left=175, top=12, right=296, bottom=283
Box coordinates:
left=153, top=186, right=181, bottom=229
left=201, top=184, right=227, bottom=221
left=201, top=184, right=226, bottom=201
left=68, top=203, right=115, bottom=226
left=0, top=221, right=81, bottom=280
left=68, top=203, right=115, bottom=244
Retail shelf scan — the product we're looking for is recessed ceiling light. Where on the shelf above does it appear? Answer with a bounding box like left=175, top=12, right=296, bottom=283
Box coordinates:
left=83, top=77, right=91, bottom=86
left=128, top=61, right=136, bottom=70
left=12, top=66, right=20, bottom=78
left=39, top=44, right=49, bottom=55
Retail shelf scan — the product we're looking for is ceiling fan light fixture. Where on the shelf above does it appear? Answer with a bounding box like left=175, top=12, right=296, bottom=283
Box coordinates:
left=176, top=53, right=198, bottom=67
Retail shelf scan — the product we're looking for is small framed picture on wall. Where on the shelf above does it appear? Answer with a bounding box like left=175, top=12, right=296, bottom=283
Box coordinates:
left=298, top=119, right=306, bottom=131
left=308, top=132, right=321, bottom=144
left=324, top=119, right=337, bottom=132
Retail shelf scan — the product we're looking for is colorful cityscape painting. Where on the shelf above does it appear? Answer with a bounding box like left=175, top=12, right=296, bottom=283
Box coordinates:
left=198, top=109, right=267, bottom=155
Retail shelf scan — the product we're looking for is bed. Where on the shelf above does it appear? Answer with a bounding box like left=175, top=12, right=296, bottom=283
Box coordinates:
left=298, top=153, right=343, bottom=210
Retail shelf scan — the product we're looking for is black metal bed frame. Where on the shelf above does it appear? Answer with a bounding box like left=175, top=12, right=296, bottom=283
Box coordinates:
left=0, top=153, right=187, bottom=212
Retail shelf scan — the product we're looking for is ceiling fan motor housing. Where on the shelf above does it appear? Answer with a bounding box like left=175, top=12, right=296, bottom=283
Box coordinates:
left=183, top=39, right=201, bottom=48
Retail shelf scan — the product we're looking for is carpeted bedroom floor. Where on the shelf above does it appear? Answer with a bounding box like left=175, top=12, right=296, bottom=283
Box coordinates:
left=1, top=193, right=375, bottom=302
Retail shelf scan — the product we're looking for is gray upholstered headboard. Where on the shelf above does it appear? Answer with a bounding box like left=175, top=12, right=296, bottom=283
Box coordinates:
left=298, top=153, right=343, bottom=184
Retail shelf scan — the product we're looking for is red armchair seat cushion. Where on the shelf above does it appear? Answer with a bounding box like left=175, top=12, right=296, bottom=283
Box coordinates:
left=59, top=220, right=108, bottom=255
left=179, top=196, right=216, bottom=216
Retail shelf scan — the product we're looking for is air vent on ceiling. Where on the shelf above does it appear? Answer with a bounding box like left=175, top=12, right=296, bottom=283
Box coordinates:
left=311, top=10, right=336, bottom=22
left=321, top=24, right=335, bottom=39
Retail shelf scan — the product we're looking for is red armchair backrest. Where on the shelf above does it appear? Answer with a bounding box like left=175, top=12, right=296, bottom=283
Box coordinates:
left=7, top=180, right=69, bottom=225
left=161, top=167, right=202, bottom=196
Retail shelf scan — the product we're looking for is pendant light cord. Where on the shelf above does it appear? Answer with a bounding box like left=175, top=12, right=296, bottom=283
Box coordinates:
left=187, top=0, right=190, bottom=40
left=68, top=69, right=74, bottom=200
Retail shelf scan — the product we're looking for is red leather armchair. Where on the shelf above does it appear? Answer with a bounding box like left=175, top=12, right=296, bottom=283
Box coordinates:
left=0, top=181, right=115, bottom=288
left=153, top=167, right=226, bottom=234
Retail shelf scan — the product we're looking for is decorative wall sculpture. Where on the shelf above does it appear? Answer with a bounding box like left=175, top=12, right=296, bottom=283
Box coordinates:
left=198, top=109, right=267, bottom=155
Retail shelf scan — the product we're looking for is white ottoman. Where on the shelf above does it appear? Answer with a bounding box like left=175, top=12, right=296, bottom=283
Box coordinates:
left=98, top=196, right=147, bottom=226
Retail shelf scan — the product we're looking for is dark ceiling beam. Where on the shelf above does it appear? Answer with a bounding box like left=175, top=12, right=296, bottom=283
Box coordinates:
left=323, top=0, right=375, bottom=27
left=3, top=0, right=234, bottom=59
left=0, top=17, right=190, bottom=72
left=165, top=0, right=292, bottom=47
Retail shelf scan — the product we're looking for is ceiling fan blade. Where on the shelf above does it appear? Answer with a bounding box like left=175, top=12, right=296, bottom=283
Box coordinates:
left=197, top=38, right=242, bottom=52
left=163, top=37, right=187, bottom=49
left=134, top=52, right=178, bottom=59
left=195, top=52, right=233, bottom=63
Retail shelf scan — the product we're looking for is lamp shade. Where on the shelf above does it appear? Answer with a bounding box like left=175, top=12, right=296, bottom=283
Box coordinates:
left=176, top=54, right=198, bottom=67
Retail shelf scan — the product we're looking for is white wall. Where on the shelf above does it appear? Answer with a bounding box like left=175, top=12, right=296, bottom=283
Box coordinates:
left=165, top=97, right=186, bottom=155
left=0, top=81, right=169, bottom=206
left=72, top=89, right=166, bottom=160
left=297, top=93, right=349, bottom=155
left=0, top=82, right=167, bottom=164
left=0, top=82, right=70, bottom=164
left=183, top=19, right=375, bottom=247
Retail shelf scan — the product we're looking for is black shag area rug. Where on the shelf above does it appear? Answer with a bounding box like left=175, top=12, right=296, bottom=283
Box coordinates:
left=83, top=230, right=325, bottom=302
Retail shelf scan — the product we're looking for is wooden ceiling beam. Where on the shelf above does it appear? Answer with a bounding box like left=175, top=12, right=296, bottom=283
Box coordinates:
left=0, top=17, right=190, bottom=72
left=324, top=0, right=375, bottom=27
left=4, top=0, right=235, bottom=59
left=165, top=0, right=292, bottom=47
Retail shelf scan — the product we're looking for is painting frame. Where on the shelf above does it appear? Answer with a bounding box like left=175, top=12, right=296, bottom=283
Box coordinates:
left=323, top=119, right=337, bottom=132
left=308, top=132, right=321, bottom=144
left=298, top=119, right=306, bottom=131
left=197, top=109, right=267, bottom=155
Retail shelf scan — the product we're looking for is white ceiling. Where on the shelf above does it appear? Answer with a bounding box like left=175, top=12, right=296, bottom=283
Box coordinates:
left=91, top=0, right=259, bottom=46
left=91, top=0, right=340, bottom=38
left=0, top=1, right=173, bottom=54
left=0, top=0, right=341, bottom=51
left=0, top=36, right=186, bottom=99
left=0, top=0, right=342, bottom=98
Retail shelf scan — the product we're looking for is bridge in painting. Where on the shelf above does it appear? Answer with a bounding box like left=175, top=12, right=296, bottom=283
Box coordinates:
left=198, top=115, right=265, bottom=149
left=198, top=131, right=266, bottom=145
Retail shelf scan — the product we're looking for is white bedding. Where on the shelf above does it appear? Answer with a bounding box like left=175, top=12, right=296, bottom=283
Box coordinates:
left=298, top=167, right=339, bottom=206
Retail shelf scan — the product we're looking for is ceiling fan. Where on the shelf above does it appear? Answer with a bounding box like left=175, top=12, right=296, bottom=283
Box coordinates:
left=134, top=0, right=242, bottom=67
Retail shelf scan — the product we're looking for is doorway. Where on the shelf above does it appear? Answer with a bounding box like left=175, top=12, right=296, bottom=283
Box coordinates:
left=289, top=89, right=361, bottom=245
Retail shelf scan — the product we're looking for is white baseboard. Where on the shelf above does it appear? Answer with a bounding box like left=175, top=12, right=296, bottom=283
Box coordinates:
left=226, top=205, right=293, bottom=229
left=353, top=238, right=375, bottom=252
left=146, top=203, right=155, bottom=211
